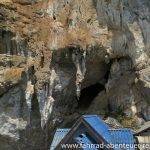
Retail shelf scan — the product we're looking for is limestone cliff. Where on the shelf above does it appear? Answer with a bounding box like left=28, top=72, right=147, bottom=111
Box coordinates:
left=0, top=0, right=150, bottom=149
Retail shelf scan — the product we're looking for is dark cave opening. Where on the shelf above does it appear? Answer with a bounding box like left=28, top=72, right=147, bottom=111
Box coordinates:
left=104, top=70, right=110, bottom=81
left=77, top=83, right=105, bottom=109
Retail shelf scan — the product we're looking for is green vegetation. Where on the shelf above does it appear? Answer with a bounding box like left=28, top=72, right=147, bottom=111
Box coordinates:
left=115, top=106, right=136, bottom=129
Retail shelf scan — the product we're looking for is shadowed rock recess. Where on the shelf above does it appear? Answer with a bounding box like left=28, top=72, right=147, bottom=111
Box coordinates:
left=0, top=0, right=150, bottom=149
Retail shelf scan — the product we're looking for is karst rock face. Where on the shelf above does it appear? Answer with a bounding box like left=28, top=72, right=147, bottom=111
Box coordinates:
left=0, top=0, right=150, bottom=149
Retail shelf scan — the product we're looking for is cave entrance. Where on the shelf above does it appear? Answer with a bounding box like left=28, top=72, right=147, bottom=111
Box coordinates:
left=78, top=83, right=105, bottom=109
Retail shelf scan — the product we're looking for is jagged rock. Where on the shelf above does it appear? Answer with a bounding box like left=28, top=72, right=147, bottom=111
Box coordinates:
left=0, top=0, right=150, bottom=149
left=105, top=117, right=123, bottom=129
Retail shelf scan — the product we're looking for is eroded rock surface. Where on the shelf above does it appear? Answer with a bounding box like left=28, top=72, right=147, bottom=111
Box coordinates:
left=0, top=0, right=150, bottom=149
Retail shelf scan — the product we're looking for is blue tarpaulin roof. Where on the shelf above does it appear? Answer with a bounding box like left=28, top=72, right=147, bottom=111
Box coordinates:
left=51, top=115, right=135, bottom=150
left=83, top=115, right=109, bottom=134
left=108, top=129, right=135, bottom=150
left=83, top=115, right=135, bottom=150
left=50, top=129, right=70, bottom=150
left=83, top=115, right=116, bottom=145
left=109, top=129, right=135, bottom=144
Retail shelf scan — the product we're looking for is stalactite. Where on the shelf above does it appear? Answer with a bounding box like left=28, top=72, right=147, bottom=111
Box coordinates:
left=72, top=48, right=87, bottom=99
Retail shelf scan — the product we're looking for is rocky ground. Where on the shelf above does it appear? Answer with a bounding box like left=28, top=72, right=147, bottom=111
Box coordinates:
left=0, top=0, right=150, bottom=150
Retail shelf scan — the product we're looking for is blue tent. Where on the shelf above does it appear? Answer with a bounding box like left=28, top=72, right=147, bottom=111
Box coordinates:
left=50, top=115, right=135, bottom=150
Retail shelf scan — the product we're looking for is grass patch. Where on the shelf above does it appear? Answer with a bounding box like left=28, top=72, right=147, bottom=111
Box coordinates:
left=115, top=106, right=136, bottom=129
